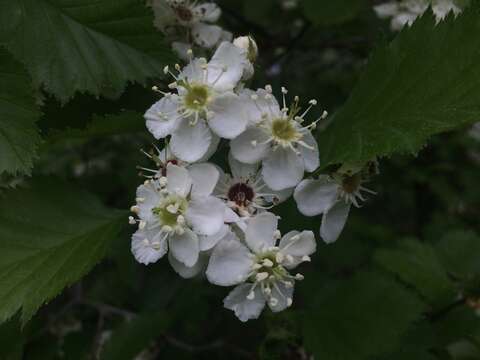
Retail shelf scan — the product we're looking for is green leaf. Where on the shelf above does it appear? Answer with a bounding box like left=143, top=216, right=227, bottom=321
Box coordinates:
left=436, top=230, right=480, bottom=279
left=0, top=178, right=125, bottom=325
left=101, top=312, right=171, bottom=360
left=0, top=50, right=41, bottom=176
left=302, top=0, right=366, bottom=26
left=374, top=238, right=455, bottom=305
left=318, top=5, right=480, bottom=168
left=303, top=271, right=426, bottom=360
left=0, top=0, right=173, bottom=102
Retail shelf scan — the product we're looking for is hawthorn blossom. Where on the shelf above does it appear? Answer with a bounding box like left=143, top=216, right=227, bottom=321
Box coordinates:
left=294, top=171, right=376, bottom=244
left=230, top=86, right=326, bottom=190
left=206, top=212, right=316, bottom=322
left=130, top=163, right=226, bottom=270
left=145, top=41, right=251, bottom=163
left=214, top=153, right=292, bottom=228
left=374, top=0, right=461, bottom=31
left=149, top=0, right=232, bottom=54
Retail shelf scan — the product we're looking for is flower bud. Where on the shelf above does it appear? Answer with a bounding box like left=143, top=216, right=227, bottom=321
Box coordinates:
left=233, top=36, right=258, bottom=63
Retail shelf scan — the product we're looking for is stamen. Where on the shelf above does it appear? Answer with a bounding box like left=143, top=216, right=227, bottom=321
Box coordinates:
left=130, top=205, right=139, bottom=213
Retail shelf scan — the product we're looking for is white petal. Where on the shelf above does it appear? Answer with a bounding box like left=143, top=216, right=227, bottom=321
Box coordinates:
left=145, top=95, right=181, bottom=139
left=208, top=42, right=249, bottom=92
left=228, top=152, right=259, bottom=179
left=171, top=42, right=191, bottom=61
left=373, top=2, right=399, bottom=18
left=169, top=228, right=200, bottom=267
left=170, top=119, right=213, bottom=162
left=186, top=196, right=225, bottom=236
left=245, top=212, right=278, bottom=253
left=220, top=30, right=233, bottom=42
left=206, top=237, right=253, bottom=286
left=194, top=3, right=221, bottom=22
left=230, top=127, right=270, bottom=164
left=223, top=284, right=265, bottom=322
left=168, top=251, right=206, bottom=279
left=198, top=133, right=220, bottom=162
left=208, top=93, right=248, bottom=139
left=293, top=177, right=338, bottom=217
left=268, top=281, right=294, bottom=313
left=224, top=206, right=240, bottom=224
left=299, top=131, right=320, bottom=172
left=192, top=23, right=223, bottom=48
left=320, top=201, right=351, bottom=244
left=136, top=182, right=161, bottom=222
left=188, top=163, right=219, bottom=197
left=239, top=88, right=282, bottom=125
left=279, top=230, right=316, bottom=258
left=131, top=227, right=167, bottom=265
left=166, top=164, right=192, bottom=197
left=260, top=180, right=293, bottom=204
left=199, top=224, right=230, bottom=251
left=179, top=58, right=208, bottom=84
left=262, top=147, right=304, bottom=191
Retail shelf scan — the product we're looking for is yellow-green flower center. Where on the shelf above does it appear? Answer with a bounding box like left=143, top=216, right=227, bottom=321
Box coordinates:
left=184, top=84, right=210, bottom=111
left=152, top=195, right=188, bottom=227
left=271, top=118, right=301, bottom=144
left=250, top=251, right=288, bottom=282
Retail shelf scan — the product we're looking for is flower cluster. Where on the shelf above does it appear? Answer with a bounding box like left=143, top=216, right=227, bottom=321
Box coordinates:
left=131, top=2, right=377, bottom=322
left=148, top=0, right=232, bottom=60
left=374, top=0, right=462, bottom=31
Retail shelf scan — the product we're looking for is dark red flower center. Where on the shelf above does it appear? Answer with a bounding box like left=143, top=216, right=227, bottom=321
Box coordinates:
left=228, top=183, right=255, bottom=207
left=174, top=6, right=193, bottom=22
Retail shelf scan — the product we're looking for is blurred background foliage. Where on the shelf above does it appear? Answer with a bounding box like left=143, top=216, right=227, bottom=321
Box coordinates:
left=0, top=0, right=480, bottom=359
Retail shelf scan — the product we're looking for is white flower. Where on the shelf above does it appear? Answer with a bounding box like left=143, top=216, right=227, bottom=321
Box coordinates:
left=230, top=86, right=326, bottom=190
left=145, top=42, right=250, bottom=162
left=130, top=163, right=226, bottom=269
left=293, top=172, right=375, bottom=244
left=214, top=153, right=292, bottom=226
left=374, top=0, right=461, bottom=31
left=206, top=212, right=316, bottom=322
left=150, top=0, right=225, bottom=49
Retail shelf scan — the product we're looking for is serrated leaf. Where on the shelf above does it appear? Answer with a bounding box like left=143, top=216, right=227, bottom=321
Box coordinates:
left=0, top=0, right=173, bottom=102
left=302, top=0, right=366, bottom=26
left=0, top=50, right=41, bottom=176
left=303, top=271, right=426, bottom=360
left=0, top=178, right=125, bottom=325
left=318, top=4, right=480, bottom=167
left=374, top=238, right=455, bottom=305
left=101, top=312, right=171, bottom=360
left=436, top=230, right=480, bottom=279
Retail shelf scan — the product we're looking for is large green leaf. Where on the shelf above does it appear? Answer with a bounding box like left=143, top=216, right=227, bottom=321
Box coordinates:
left=0, top=0, right=173, bottom=102
left=0, top=50, right=41, bottom=176
left=303, top=271, right=425, bottom=360
left=374, top=238, right=455, bottom=305
left=318, top=4, right=480, bottom=167
left=0, top=178, right=125, bottom=324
